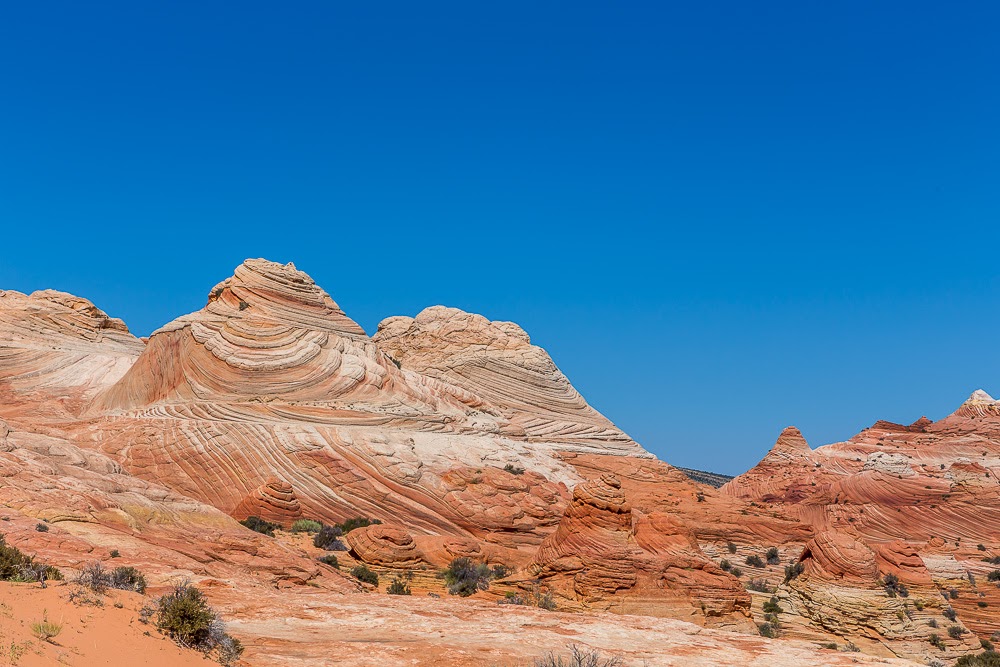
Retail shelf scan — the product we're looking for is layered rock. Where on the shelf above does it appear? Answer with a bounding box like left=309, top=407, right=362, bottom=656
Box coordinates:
left=530, top=473, right=752, bottom=626
left=723, top=391, right=1000, bottom=660
left=232, top=477, right=303, bottom=524
left=373, top=306, right=650, bottom=456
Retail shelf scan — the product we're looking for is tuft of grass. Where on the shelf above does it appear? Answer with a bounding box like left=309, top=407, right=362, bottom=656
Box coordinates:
left=30, top=614, right=62, bottom=642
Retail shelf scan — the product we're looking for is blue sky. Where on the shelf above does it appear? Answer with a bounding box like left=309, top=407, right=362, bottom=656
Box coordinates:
left=1, top=2, right=998, bottom=475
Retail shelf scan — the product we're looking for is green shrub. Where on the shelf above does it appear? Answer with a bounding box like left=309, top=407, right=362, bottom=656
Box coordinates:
left=762, top=596, right=783, bottom=614
left=317, top=554, right=339, bottom=568
left=955, top=651, right=1000, bottom=667
left=729, top=567, right=743, bottom=578
left=820, top=642, right=837, bottom=650
left=351, top=564, right=379, bottom=586
left=784, top=562, right=805, bottom=582
left=727, top=542, right=737, bottom=554
left=110, top=566, right=147, bottom=594
left=882, top=573, right=909, bottom=598
left=0, top=534, right=61, bottom=583
left=35, top=523, right=49, bottom=533
left=154, top=583, right=243, bottom=665
left=503, top=463, right=525, bottom=475
left=765, top=547, right=780, bottom=565
left=386, top=574, right=411, bottom=595
left=156, top=584, right=216, bottom=645
left=944, top=607, right=958, bottom=621
left=491, top=563, right=513, bottom=579
left=239, top=516, right=279, bottom=537
left=443, top=557, right=493, bottom=597
left=950, top=625, right=966, bottom=639
left=313, top=525, right=347, bottom=551
left=110, top=549, right=120, bottom=558
left=745, top=555, right=765, bottom=568
left=929, top=633, right=944, bottom=649
left=988, top=570, right=1000, bottom=582
left=745, top=578, right=771, bottom=593
left=758, top=622, right=777, bottom=638
left=337, top=517, right=381, bottom=534
left=290, top=519, right=323, bottom=534
left=719, top=559, right=731, bottom=572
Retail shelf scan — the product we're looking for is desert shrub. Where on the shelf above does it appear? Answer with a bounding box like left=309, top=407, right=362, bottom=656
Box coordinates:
left=0, top=534, right=61, bottom=583
left=988, top=570, right=1000, bottom=582
left=784, top=562, right=805, bottom=582
left=110, top=549, right=120, bottom=558
left=154, top=583, right=243, bottom=664
left=313, top=525, right=347, bottom=551
left=820, top=642, right=838, bottom=650
left=290, top=519, right=323, bottom=534
left=499, top=582, right=556, bottom=611
left=729, top=567, right=743, bottom=578
left=956, top=651, right=1000, bottom=667
left=929, top=633, right=944, bottom=649
left=31, top=615, right=62, bottom=642
left=35, top=523, right=49, bottom=533
left=317, top=554, right=339, bottom=568
left=727, top=542, right=737, bottom=554
left=337, top=517, right=381, bottom=534
left=156, top=584, right=216, bottom=646
left=534, top=645, right=623, bottom=667
left=765, top=547, right=780, bottom=565
left=351, top=564, right=379, bottom=586
left=745, top=555, right=765, bottom=568
left=950, top=588, right=961, bottom=599
left=950, top=625, right=966, bottom=639
left=719, top=559, right=731, bottom=572
left=110, top=566, right=147, bottom=594
left=928, top=618, right=938, bottom=628
left=944, top=607, right=958, bottom=621
left=491, top=563, right=513, bottom=579
left=239, top=515, right=279, bottom=537
left=979, top=600, right=989, bottom=608
left=882, top=573, right=909, bottom=598
left=503, top=463, right=525, bottom=475
left=762, top=596, right=783, bottom=614
left=984, top=556, right=1000, bottom=565
left=443, top=557, right=493, bottom=597
left=983, top=639, right=996, bottom=652
left=746, top=578, right=772, bottom=593
left=78, top=562, right=111, bottom=593
left=758, top=622, right=777, bottom=638
left=386, top=574, right=411, bottom=595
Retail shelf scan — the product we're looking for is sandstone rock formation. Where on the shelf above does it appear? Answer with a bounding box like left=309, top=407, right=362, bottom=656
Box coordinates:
left=722, top=391, right=1000, bottom=661
left=1, top=258, right=995, bottom=666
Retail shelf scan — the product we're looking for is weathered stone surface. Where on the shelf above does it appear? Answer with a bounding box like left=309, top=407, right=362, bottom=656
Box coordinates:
left=233, top=477, right=303, bottom=524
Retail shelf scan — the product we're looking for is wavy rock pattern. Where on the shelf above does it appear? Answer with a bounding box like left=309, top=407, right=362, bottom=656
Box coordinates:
left=0, top=258, right=746, bottom=642
left=724, top=390, right=1000, bottom=659
left=531, top=474, right=752, bottom=625
left=232, top=477, right=303, bottom=524
left=373, top=306, right=650, bottom=457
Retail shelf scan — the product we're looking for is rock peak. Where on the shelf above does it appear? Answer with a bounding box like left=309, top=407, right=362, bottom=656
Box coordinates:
left=773, top=426, right=810, bottom=453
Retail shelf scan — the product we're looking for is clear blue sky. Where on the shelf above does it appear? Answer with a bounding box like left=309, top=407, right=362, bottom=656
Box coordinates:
left=1, top=2, right=998, bottom=475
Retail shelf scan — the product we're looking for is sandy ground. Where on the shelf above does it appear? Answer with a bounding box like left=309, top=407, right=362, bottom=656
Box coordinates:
left=0, top=581, right=213, bottom=667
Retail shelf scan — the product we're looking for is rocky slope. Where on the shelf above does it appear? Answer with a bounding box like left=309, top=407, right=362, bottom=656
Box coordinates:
left=721, top=393, right=1000, bottom=662
left=0, top=259, right=769, bottom=665
left=1, top=258, right=996, bottom=665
